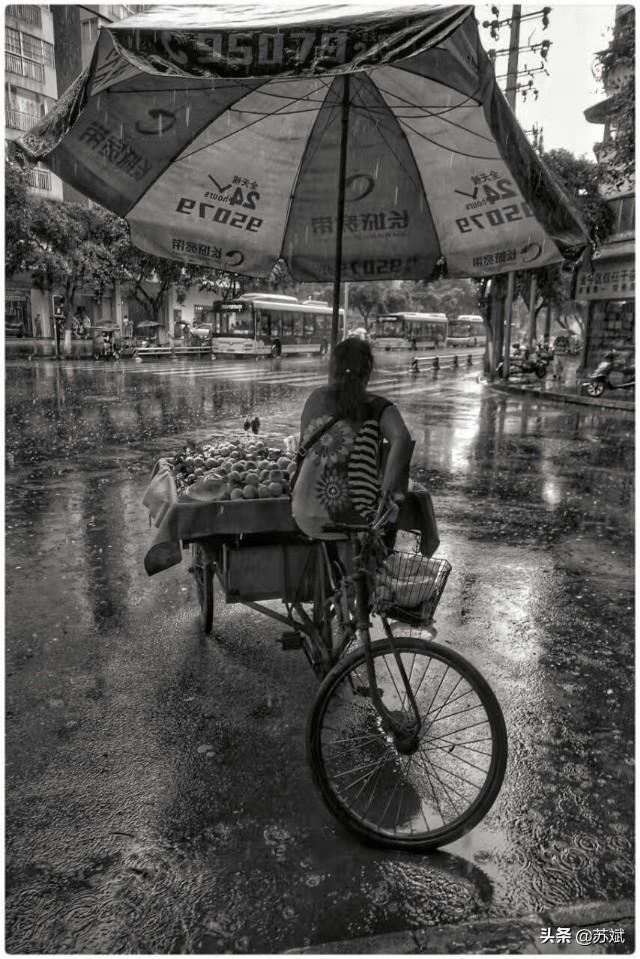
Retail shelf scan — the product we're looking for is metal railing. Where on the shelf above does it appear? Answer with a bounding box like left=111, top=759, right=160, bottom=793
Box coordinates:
left=5, top=106, right=40, bottom=131
left=5, top=51, right=45, bottom=82
left=25, top=167, right=52, bottom=191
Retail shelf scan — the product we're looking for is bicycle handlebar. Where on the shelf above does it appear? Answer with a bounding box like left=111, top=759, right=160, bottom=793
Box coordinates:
left=320, top=493, right=404, bottom=537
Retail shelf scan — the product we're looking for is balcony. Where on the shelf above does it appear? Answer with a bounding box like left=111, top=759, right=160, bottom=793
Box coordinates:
left=6, top=5, right=42, bottom=27
left=25, top=166, right=52, bottom=191
left=5, top=51, right=45, bottom=82
left=5, top=106, right=40, bottom=132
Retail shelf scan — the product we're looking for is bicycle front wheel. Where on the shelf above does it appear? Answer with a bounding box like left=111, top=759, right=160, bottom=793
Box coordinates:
left=307, top=638, right=507, bottom=851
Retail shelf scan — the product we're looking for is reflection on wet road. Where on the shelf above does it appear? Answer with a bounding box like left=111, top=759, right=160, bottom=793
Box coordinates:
left=5, top=356, right=634, bottom=953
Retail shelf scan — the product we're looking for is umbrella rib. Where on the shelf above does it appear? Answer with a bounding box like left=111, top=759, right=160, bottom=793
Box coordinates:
left=179, top=76, right=334, bottom=163
left=279, top=75, right=343, bottom=263
left=371, top=71, right=495, bottom=146
left=397, top=117, right=501, bottom=161
left=348, top=80, right=425, bottom=196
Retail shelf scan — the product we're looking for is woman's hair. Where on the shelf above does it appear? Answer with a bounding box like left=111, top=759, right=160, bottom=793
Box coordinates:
left=330, top=337, right=375, bottom=420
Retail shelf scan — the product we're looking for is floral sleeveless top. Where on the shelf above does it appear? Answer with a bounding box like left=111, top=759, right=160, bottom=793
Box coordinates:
left=292, top=393, right=392, bottom=540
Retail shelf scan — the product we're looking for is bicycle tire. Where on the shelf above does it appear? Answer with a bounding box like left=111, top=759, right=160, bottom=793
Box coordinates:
left=191, top=543, right=214, bottom=635
left=306, top=637, right=507, bottom=851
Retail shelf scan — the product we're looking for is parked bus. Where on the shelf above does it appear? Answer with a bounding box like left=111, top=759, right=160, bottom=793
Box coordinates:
left=447, top=315, right=487, bottom=347
left=209, top=294, right=343, bottom=357
left=372, top=312, right=448, bottom=350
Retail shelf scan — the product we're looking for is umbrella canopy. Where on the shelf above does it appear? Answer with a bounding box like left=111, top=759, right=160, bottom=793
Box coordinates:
left=135, top=320, right=162, bottom=329
left=20, top=2, right=588, bottom=289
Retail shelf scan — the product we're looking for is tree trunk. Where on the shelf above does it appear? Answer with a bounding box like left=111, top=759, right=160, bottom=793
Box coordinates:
left=484, top=276, right=506, bottom=378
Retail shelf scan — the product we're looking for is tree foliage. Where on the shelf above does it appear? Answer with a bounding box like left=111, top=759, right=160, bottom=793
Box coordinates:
left=5, top=157, right=33, bottom=276
left=514, top=148, right=615, bottom=328
left=5, top=155, right=245, bottom=327
left=593, top=7, right=635, bottom=190
left=542, top=148, right=614, bottom=246
left=412, top=278, right=482, bottom=317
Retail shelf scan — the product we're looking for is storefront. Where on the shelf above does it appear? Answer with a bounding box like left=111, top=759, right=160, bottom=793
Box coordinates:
left=576, top=250, right=635, bottom=371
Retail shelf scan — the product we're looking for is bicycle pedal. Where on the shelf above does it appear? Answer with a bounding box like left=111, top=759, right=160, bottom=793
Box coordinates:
left=280, top=631, right=303, bottom=650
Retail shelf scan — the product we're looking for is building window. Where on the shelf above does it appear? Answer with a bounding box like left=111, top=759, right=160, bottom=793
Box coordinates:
left=6, top=6, right=42, bottom=28
left=5, top=27, right=54, bottom=80
left=609, top=195, right=635, bottom=235
left=81, top=16, right=100, bottom=43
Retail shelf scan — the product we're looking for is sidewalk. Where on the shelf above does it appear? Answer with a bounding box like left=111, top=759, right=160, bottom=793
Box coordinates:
left=488, top=354, right=634, bottom=413
left=491, top=376, right=635, bottom=412
left=291, top=899, right=635, bottom=954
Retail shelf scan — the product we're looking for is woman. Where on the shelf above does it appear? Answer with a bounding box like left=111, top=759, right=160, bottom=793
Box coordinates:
left=292, top=337, right=413, bottom=540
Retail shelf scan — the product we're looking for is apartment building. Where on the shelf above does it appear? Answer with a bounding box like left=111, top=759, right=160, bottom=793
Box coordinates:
left=5, top=4, right=140, bottom=343
left=579, top=4, right=635, bottom=370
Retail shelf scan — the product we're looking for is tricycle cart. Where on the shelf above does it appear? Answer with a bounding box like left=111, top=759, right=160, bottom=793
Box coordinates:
left=144, top=478, right=507, bottom=851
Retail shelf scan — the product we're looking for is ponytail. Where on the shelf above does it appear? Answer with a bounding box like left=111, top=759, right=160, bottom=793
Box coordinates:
left=330, top=339, right=374, bottom=421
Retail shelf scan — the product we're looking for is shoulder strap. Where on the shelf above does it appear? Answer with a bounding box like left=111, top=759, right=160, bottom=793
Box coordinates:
left=290, top=414, right=341, bottom=491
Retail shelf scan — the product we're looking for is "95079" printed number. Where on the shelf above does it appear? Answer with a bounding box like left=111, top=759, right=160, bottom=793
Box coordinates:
left=456, top=201, right=534, bottom=233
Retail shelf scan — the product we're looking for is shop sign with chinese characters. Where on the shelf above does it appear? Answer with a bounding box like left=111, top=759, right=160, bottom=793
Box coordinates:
left=575, top=259, right=635, bottom=300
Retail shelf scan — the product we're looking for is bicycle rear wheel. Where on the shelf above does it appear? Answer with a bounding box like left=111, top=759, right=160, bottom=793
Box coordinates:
left=307, top=637, right=507, bottom=851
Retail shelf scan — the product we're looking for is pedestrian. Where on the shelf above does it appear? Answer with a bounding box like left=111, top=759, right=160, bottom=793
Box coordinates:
left=73, top=306, right=91, bottom=338
left=291, top=337, right=413, bottom=545
left=553, top=354, right=565, bottom=384
left=33, top=313, right=42, bottom=338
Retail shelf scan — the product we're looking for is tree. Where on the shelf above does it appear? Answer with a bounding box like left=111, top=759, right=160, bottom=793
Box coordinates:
left=543, top=148, right=614, bottom=247
left=109, top=221, right=244, bottom=329
left=412, top=278, right=482, bottom=318
left=22, top=197, right=122, bottom=330
left=513, top=148, right=614, bottom=342
left=348, top=283, right=386, bottom=329
left=5, top=157, right=33, bottom=277
left=593, top=7, right=635, bottom=190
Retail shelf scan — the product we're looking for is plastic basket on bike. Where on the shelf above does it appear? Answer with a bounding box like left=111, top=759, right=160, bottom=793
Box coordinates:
left=374, top=551, right=452, bottom=626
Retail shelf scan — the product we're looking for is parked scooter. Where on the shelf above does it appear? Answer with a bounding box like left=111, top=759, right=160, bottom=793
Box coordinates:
left=497, top=347, right=549, bottom=379
left=581, top=352, right=635, bottom=397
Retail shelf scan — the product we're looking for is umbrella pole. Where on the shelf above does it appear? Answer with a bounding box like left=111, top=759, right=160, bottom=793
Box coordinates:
left=330, top=75, right=350, bottom=354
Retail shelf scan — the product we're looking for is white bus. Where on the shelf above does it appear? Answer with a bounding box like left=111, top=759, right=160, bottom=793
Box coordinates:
left=447, top=315, right=487, bottom=347
left=372, top=312, right=448, bottom=350
left=209, top=294, right=343, bottom=357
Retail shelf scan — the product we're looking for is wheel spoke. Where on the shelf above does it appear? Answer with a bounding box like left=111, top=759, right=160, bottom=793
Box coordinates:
left=309, top=637, right=507, bottom=849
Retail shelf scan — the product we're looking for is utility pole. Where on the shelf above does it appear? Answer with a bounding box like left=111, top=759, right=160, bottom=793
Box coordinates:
left=501, top=4, right=521, bottom=378
left=504, top=4, right=521, bottom=110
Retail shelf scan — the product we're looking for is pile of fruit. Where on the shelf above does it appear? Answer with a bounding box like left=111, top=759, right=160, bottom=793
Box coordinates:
left=169, top=437, right=296, bottom=500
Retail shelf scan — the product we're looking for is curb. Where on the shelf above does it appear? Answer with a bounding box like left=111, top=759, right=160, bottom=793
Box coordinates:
left=289, top=899, right=635, bottom=954
left=489, top=379, right=635, bottom=413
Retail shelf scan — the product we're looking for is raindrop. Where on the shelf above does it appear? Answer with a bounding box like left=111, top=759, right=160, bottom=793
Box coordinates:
left=185, top=105, right=191, bottom=126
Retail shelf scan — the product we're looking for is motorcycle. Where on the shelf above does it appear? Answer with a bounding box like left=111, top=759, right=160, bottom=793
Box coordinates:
left=581, top=353, right=635, bottom=397
left=497, top=349, right=549, bottom=379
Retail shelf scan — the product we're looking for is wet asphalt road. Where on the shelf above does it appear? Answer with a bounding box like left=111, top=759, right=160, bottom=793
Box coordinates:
left=5, top=354, right=634, bottom=954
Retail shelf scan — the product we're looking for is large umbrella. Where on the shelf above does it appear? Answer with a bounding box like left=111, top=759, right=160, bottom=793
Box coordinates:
left=19, top=2, right=589, bottom=347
